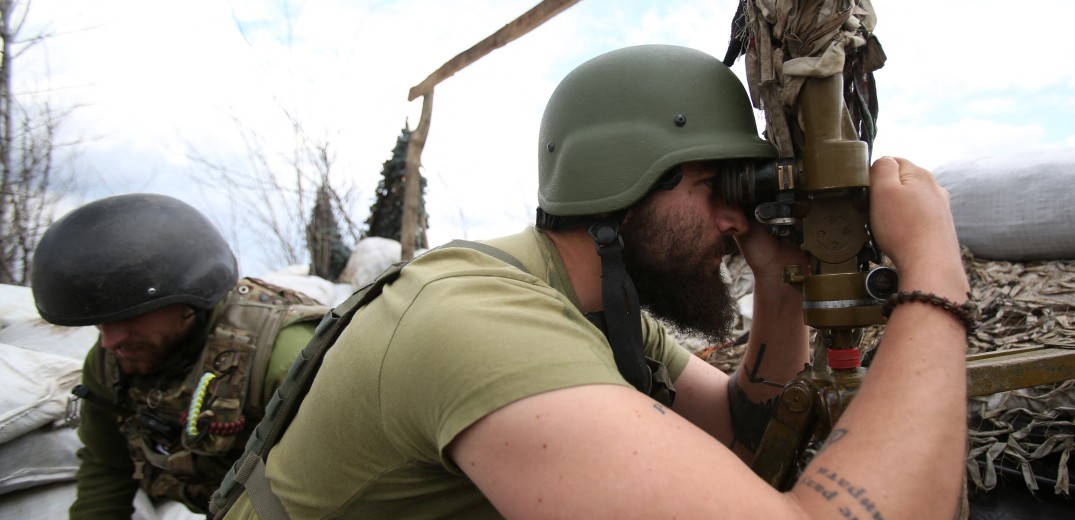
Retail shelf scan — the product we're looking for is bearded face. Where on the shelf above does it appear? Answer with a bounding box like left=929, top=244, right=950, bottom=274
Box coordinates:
left=106, top=331, right=191, bottom=375
left=96, top=304, right=197, bottom=375
left=620, top=193, right=740, bottom=345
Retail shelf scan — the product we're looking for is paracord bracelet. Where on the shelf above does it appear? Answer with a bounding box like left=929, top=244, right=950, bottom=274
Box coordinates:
left=881, top=290, right=977, bottom=334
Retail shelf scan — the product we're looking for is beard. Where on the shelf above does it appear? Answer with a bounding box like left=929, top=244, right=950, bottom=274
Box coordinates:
left=109, top=324, right=194, bottom=376
left=112, top=339, right=174, bottom=375
left=619, top=198, right=740, bottom=345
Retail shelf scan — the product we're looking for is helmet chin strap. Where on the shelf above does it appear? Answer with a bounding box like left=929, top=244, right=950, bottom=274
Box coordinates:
left=587, top=219, right=651, bottom=394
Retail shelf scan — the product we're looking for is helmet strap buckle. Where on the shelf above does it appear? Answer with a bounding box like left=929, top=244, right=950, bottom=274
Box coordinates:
left=587, top=220, right=650, bottom=394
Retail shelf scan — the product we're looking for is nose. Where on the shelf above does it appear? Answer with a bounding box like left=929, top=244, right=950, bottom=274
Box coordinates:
left=714, top=202, right=750, bottom=236
left=97, top=322, right=130, bottom=350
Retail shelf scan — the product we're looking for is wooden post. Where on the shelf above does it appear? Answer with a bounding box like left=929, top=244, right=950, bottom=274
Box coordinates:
left=398, top=0, right=583, bottom=259
left=401, top=91, right=433, bottom=261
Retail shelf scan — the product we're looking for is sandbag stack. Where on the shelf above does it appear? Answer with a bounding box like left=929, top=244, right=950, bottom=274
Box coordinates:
left=0, top=285, right=96, bottom=519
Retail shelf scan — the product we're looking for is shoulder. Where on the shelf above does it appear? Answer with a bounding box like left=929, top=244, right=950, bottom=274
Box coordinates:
left=215, top=277, right=328, bottom=329
left=231, top=277, right=327, bottom=308
left=394, top=247, right=586, bottom=346
left=406, top=244, right=540, bottom=282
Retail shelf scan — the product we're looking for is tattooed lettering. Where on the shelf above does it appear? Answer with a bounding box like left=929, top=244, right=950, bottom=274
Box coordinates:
left=800, top=473, right=838, bottom=500
left=652, top=403, right=666, bottom=415
left=814, top=467, right=885, bottom=520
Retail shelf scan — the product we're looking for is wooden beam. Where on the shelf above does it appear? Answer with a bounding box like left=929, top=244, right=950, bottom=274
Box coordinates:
left=407, top=0, right=582, bottom=101
left=966, top=345, right=1075, bottom=397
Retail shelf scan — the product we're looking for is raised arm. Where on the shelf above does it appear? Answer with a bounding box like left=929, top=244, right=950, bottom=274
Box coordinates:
left=448, top=157, right=969, bottom=519
left=670, top=203, right=811, bottom=459
left=788, top=156, right=970, bottom=517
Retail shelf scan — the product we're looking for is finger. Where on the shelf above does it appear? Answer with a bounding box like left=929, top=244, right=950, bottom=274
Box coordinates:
left=890, top=157, right=935, bottom=186
left=870, top=156, right=901, bottom=189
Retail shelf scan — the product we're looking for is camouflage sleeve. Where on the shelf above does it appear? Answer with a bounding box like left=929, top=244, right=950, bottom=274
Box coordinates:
left=69, top=348, right=139, bottom=519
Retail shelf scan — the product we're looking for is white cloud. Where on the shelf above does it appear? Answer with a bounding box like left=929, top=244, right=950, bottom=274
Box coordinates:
left=17, top=0, right=1075, bottom=274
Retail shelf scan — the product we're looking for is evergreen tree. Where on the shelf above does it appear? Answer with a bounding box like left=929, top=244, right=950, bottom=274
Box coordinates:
left=306, top=183, right=352, bottom=281
left=365, top=125, right=428, bottom=249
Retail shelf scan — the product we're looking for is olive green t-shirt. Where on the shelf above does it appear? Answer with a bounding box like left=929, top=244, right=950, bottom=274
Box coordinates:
left=225, top=228, right=690, bottom=519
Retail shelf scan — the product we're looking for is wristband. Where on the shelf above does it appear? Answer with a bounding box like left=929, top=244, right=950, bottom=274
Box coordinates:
left=881, top=290, right=977, bottom=334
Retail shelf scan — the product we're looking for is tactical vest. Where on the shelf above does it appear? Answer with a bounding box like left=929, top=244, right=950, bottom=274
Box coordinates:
left=101, top=278, right=328, bottom=512
left=209, top=242, right=676, bottom=519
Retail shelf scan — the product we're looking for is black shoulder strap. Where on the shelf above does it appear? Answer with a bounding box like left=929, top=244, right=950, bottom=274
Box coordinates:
left=209, top=243, right=526, bottom=518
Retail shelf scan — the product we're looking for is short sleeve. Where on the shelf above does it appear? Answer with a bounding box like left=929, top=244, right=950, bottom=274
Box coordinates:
left=640, top=313, right=692, bottom=380
left=377, top=273, right=630, bottom=472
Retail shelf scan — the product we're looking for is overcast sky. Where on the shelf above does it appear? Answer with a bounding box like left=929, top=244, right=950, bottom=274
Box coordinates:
left=18, top=0, right=1075, bottom=276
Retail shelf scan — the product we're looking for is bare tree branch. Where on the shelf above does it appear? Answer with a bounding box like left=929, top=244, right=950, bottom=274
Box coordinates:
left=0, top=0, right=75, bottom=285
left=182, top=5, right=364, bottom=274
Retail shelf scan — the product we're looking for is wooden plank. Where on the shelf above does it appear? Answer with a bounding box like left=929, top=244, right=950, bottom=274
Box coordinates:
left=966, top=346, right=1075, bottom=397
left=407, top=0, right=582, bottom=100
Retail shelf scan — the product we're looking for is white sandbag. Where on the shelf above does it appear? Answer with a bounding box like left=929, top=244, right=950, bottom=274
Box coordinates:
left=0, top=318, right=97, bottom=361
left=337, top=237, right=402, bottom=289
left=0, top=481, right=78, bottom=520
left=0, top=283, right=97, bottom=361
left=0, top=426, right=81, bottom=495
left=0, top=285, right=40, bottom=323
left=935, top=147, right=1075, bottom=261
left=0, top=343, right=81, bottom=443
left=0, top=482, right=188, bottom=520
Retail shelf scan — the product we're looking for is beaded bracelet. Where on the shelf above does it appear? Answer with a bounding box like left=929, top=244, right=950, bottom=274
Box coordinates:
left=881, top=290, right=978, bottom=334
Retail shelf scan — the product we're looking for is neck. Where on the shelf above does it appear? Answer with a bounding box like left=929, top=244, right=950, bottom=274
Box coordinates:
left=544, top=228, right=604, bottom=314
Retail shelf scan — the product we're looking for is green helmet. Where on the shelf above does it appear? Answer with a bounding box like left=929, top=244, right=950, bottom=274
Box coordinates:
left=31, top=193, right=238, bottom=327
left=538, top=44, right=776, bottom=217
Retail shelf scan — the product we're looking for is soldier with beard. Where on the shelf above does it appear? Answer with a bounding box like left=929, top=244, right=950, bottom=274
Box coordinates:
left=219, top=45, right=971, bottom=520
left=30, top=194, right=328, bottom=517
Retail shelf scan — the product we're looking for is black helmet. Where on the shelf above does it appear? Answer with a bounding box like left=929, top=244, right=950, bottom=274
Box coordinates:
left=31, top=193, right=238, bottom=326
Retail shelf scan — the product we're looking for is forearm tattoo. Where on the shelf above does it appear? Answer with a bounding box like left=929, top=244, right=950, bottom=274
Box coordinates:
left=799, top=463, right=887, bottom=520
left=727, top=374, right=778, bottom=452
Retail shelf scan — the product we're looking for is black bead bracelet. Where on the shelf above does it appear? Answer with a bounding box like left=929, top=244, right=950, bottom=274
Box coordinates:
left=881, top=290, right=978, bottom=334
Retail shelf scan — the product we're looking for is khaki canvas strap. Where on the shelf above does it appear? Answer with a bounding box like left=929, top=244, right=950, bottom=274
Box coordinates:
left=235, top=452, right=291, bottom=520
left=211, top=242, right=530, bottom=517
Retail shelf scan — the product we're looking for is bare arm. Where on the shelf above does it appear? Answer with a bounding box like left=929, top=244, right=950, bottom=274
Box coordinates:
left=673, top=199, right=811, bottom=457
left=792, top=157, right=969, bottom=517
left=449, top=157, right=968, bottom=518
left=727, top=271, right=810, bottom=456
left=670, top=277, right=809, bottom=458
